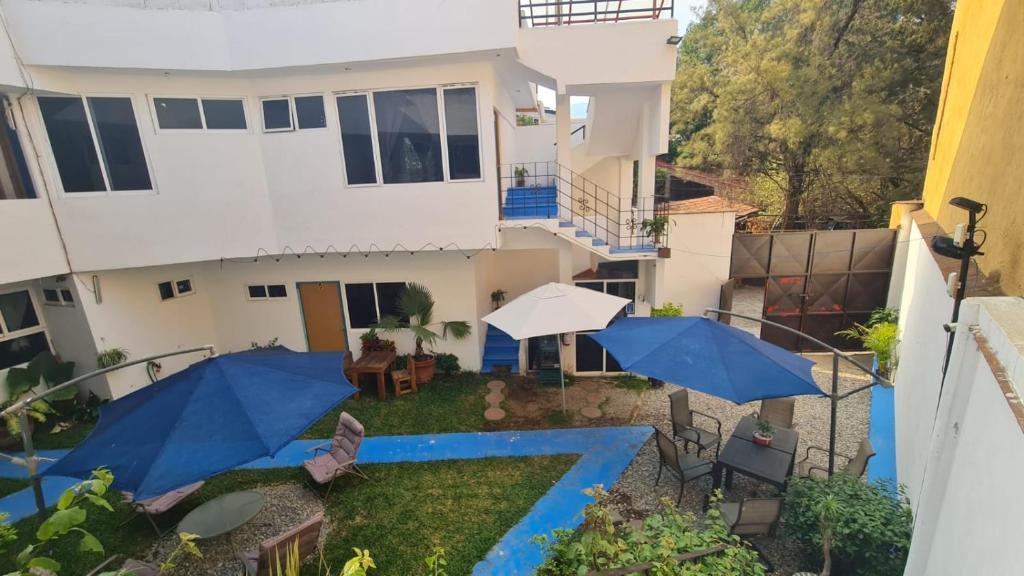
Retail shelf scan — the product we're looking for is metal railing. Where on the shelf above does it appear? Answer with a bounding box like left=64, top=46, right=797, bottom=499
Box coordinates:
left=500, top=161, right=665, bottom=251
left=519, top=0, right=674, bottom=27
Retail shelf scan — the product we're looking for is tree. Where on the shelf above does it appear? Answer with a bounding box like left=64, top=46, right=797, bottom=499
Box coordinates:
left=671, top=0, right=953, bottom=228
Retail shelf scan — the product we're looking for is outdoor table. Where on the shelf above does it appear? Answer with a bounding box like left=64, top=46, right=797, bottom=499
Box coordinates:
left=177, top=490, right=265, bottom=539
left=711, top=415, right=799, bottom=492
left=350, top=350, right=397, bottom=400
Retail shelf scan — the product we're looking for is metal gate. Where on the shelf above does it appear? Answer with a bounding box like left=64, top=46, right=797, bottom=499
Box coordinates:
left=729, top=229, right=896, bottom=351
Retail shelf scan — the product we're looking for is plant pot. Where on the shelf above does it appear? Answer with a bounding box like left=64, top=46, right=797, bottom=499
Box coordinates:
left=657, top=247, right=672, bottom=258
left=413, top=356, right=436, bottom=384
left=752, top=431, right=773, bottom=447
left=515, top=178, right=526, bottom=188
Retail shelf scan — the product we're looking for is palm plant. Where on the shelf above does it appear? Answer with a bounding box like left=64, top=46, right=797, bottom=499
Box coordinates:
left=376, top=283, right=471, bottom=359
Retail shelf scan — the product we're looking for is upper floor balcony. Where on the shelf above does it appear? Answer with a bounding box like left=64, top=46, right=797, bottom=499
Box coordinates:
left=518, top=0, right=676, bottom=28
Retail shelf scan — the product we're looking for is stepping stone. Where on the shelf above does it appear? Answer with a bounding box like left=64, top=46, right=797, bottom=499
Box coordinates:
left=486, top=380, right=507, bottom=392
left=585, top=392, right=605, bottom=404
left=485, top=391, right=504, bottom=405
left=580, top=406, right=602, bottom=419
left=484, top=407, right=506, bottom=421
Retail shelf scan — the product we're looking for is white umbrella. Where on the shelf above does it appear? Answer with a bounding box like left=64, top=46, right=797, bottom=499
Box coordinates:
left=481, top=282, right=630, bottom=410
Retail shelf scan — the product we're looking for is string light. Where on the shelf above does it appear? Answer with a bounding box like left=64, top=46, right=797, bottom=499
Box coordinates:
left=219, top=241, right=498, bottom=266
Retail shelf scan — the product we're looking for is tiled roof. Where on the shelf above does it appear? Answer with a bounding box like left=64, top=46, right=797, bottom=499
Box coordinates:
left=661, top=195, right=759, bottom=217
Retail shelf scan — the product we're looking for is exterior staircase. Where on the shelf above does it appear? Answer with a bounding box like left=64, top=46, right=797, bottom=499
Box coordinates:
left=481, top=325, right=520, bottom=374
left=503, top=186, right=558, bottom=219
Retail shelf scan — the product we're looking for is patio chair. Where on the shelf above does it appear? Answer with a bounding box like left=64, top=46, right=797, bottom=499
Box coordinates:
left=303, top=411, right=369, bottom=499
left=655, top=429, right=714, bottom=505
left=719, top=497, right=784, bottom=572
left=237, top=512, right=324, bottom=576
left=669, top=388, right=722, bottom=458
left=754, top=397, right=796, bottom=429
left=390, top=354, right=418, bottom=398
left=796, top=437, right=875, bottom=479
left=120, top=480, right=205, bottom=535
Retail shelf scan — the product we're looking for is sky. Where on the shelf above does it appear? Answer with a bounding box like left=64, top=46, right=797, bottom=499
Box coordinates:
left=536, top=1, right=706, bottom=114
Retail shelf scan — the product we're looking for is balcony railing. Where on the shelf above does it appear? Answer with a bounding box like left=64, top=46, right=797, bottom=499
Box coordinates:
left=500, top=161, right=665, bottom=252
left=519, top=0, right=675, bottom=27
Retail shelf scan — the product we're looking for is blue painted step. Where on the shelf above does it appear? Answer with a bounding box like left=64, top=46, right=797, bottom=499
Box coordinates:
left=503, top=186, right=558, bottom=220
left=482, top=325, right=520, bottom=374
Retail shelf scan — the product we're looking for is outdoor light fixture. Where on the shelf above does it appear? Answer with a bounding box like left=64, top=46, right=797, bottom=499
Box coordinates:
left=666, top=35, right=683, bottom=45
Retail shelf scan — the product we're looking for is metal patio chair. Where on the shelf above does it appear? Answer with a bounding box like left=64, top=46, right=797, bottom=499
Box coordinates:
left=796, top=437, right=876, bottom=479
left=754, top=397, right=796, bottom=429
left=669, top=388, right=722, bottom=458
left=719, top=497, right=784, bottom=572
left=303, top=412, right=369, bottom=499
left=237, top=512, right=324, bottom=576
left=655, top=429, right=713, bottom=505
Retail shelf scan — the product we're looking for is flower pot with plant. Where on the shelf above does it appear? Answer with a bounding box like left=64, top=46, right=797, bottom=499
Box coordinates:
left=835, top=309, right=899, bottom=378
left=377, top=283, right=471, bottom=384
left=640, top=215, right=672, bottom=245
left=514, top=166, right=529, bottom=188
left=490, top=289, right=506, bottom=311
left=753, top=419, right=774, bottom=446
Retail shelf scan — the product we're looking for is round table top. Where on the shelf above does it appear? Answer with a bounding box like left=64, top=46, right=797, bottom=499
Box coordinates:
left=177, top=490, right=265, bottom=539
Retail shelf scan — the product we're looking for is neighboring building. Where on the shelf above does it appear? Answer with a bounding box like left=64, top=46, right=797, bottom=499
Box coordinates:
left=0, top=0, right=693, bottom=398
left=886, top=1, right=1023, bottom=574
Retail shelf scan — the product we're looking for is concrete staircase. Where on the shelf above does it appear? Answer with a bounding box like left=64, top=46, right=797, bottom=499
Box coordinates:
left=481, top=325, right=520, bottom=374
left=502, top=186, right=558, bottom=219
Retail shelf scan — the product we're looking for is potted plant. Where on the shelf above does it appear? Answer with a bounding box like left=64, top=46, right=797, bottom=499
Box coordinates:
left=514, top=166, right=529, bottom=188
left=359, top=329, right=396, bottom=354
left=753, top=419, right=774, bottom=446
left=377, top=283, right=471, bottom=384
left=490, top=289, right=507, bottom=311
left=835, top=311, right=899, bottom=377
left=640, top=215, right=672, bottom=245
left=96, top=347, right=129, bottom=369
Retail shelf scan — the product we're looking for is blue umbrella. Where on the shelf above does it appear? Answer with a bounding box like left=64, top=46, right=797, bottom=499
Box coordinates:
left=591, top=317, right=824, bottom=404
left=44, top=347, right=356, bottom=500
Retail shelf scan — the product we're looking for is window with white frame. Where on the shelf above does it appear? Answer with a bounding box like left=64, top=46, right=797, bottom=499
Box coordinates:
left=42, top=286, right=75, bottom=307
left=260, top=95, right=326, bottom=132
left=247, top=284, right=288, bottom=300
left=38, top=96, right=153, bottom=193
left=151, top=97, right=248, bottom=131
left=0, top=290, right=50, bottom=371
left=344, top=282, right=408, bottom=329
left=157, top=279, right=195, bottom=301
left=335, top=85, right=481, bottom=186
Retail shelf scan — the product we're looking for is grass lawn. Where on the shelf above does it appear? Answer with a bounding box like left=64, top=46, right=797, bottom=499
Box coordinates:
left=304, top=371, right=489, bottom=438
left=0, top=455, right=576, bottom=575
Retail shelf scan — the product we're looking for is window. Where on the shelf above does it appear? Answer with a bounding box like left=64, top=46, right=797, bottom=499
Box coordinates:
left=0, top=290, right=50, bottom=371
left=42, top=286, right=74, bottom=307
left=577, top=279, right=636, bottom=316
left=247, top=284, right=288, bottom=300
left=158, top=279, right=195, bottom=301
left=294, top=96, right=326, bottom=129
left=337, top=94, right=377, bottom=185
left=39, top=96, right=152, bottom=193
left=442, top=87, right=481, bottom=180
left=152, top=97, right=248, bottom=131
left=344, top=282, right=408, bottom=329
left=261, top=98, right=292, bottom=132
left=336, top=85, right=482, bottom=186
left=0, top=97, right=36, bottom=200
left=261, top=95, right=327, bottom=132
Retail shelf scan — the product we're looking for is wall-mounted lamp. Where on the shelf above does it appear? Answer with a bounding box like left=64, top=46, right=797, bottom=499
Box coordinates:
left=666, top=35, right=683, bottom=45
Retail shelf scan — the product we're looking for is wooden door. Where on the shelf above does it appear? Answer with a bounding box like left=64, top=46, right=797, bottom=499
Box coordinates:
left=298, top=282, right=347, bottom=352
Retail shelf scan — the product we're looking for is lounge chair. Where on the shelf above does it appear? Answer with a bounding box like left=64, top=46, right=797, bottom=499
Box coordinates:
left=237, top=513, right=324, bottom=576
left=755, top=397, right=796, bottom=429
left=390, top=354, right=418, bottom=397
left=669, top=388, right=722, bottom=458
left=121, top=481, right=205, bottom=535
left=303, top=412, right=369, bottom=499
left=796, top=437, right=875, bottom=479
left=654, top=429, right=713, bottom=505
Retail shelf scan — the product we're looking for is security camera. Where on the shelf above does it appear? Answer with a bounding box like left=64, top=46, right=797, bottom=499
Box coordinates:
left=949, top=196, right=986, bottom=214
left=943, top=322, right=958, bottom=334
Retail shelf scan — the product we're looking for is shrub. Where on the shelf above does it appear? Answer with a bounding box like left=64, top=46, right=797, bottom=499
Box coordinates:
left=535, top=486, right=765, bottom=576
left=835, top=321, right=899, bottom=375
left=360, top=329, right=396, bottom=354
left=651, top=302, right=684, bottom=317
left=433, top=353, right=461, bottom=376
left=782, top=475, right=912, bottom=576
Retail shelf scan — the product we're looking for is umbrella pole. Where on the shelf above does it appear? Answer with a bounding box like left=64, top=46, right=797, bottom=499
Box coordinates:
left=828, top=352, right=839, bottom=476
left=20, top=411, right=45, bottom=514
left=559, top=339, right=566, bottom=412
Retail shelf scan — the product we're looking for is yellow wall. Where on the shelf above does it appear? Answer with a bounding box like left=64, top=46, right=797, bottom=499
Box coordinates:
left=915, top=0, right=1024, bottom=295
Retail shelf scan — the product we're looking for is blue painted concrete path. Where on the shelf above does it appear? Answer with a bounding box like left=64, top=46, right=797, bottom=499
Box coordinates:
left=868, top=383, right=897, bottom=482
left=0, top=426, right=653, bottom=576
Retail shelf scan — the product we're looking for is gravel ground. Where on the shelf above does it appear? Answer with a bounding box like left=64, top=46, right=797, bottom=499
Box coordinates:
left=138, top=484, right=325, bottom=576
left=608, top=366, right=872, bottom=575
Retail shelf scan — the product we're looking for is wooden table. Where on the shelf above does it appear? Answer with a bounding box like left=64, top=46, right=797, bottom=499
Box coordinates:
left=350, top=350, right=397, bottom=400
left=711, top=415, right=799, bottom=492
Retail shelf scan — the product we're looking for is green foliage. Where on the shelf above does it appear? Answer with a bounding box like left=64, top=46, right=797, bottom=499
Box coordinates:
left=671, top=0, right=953, bottom=227
left=782, top=475, right=912, bottom=576
left=535, top=486, right=765, bottom=575
left=432, top=353, right=461, bottom=376
left=651, top=302, right=684, bottom=317
left=515, top=115, right=538, bottom=127
left=341, top=548, right=377, bottom=576
left=4, top=469, right=115, bottom=575
left=376, top=283, right=471, bottom=358
left=755, top=419, right=774, bottom=436
left=360, top=329, right=396, bottom=354
left=490, top=289, right=506, bottom=310
left=3, top=351, right=77, bottom=436
left=424, top=547, right=447, bottom=576
left=95, top=348, right=129, bottom=369
left=640, top=215, right=672, bottom=241
left=157, top=532, right=203, bottom=573
left=612, top=374, right=650, bottom=392
left=835, top=322, right=898, bottom=374
left=867, top=308, right=899, bottom=326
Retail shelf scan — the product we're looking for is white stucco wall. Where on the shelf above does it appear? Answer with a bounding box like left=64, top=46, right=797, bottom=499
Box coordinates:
left=35, top=279, right=106, bottom=398
left=0, top=199, right=68, bottom=284
left=657, top=211, right=735, bottom=316
left=902, top=297, right=1024, bottom=576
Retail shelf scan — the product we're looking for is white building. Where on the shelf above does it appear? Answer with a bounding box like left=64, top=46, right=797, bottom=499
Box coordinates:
left=0, top=0, right=721, bottom=399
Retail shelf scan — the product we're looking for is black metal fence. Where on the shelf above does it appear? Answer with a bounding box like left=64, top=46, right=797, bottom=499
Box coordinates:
left=499, top=161, right=664, bottom=250
left=519, top=0, right=675, bottom=27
